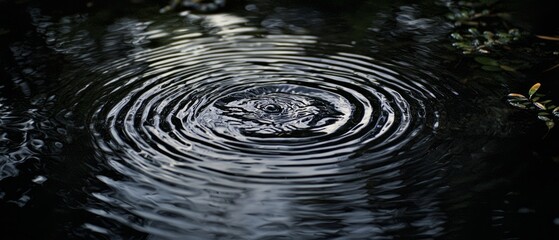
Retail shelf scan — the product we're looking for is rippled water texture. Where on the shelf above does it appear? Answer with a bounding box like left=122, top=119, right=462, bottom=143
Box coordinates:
left=2, top=1, right=557, bottom=239
left=76, top=11, right=451, bottom=239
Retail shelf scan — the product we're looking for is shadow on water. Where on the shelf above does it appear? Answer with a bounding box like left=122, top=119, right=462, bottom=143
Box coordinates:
left=1, top=0, right=559, bottom=239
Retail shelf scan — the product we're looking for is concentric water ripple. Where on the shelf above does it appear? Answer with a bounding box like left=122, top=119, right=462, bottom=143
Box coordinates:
left=69, top=13, right=447, bottom=239
left=91, top=34, right=436, bottom=181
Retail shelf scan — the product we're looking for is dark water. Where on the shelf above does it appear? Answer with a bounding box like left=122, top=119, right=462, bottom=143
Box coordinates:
left=1, top=0, right=559, bottom=239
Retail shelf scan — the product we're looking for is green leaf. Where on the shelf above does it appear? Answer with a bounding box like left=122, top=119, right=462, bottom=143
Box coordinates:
left=538, top=115, right=552, bottom=122
left=508, top=102, right=528, bottom=109
left=451, top=33, right=463, bottom=40
left=468, top=28, right=481, bottom=36
left=499, top=64, right=516, bottom=72
left=507, top=93, right=528, bottom=102
left=534, top=93, right=545, bottom=97
left=507, top=93, right=526, bottom=98
left=553, top=106, right=559, bottom=118
left=534, top=102, right=546, bottom=110
left=528, top=83, right=541, bottom=99
left=475, top=56, right=499, bottom=66
left=481, top=65, right=501, bottom=71
left=546, top=120, right=555, bottom=130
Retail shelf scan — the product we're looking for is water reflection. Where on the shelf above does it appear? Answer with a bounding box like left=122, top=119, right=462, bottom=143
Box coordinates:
left=1, top=1, right=554, bottom=239
left=61, top=8, right=452, bottom=238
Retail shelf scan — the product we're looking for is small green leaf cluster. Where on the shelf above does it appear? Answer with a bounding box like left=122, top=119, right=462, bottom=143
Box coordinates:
left=508, top=83, right=559, bottom=132
left=447, top=9, right=491, bottom=27
left=446, top=1, right=522, bottom=54
left=451, top=28, right=521, bottom=54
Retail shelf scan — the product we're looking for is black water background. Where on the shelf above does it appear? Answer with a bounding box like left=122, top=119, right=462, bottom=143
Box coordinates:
left=1, top=0, right=559, bottom=239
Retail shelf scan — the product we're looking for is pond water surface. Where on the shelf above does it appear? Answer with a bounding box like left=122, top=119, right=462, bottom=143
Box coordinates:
left=1, top=0, right=559, bottom=239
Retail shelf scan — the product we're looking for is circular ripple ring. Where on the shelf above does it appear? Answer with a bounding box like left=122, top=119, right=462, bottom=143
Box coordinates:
left=90, top=34, right=437, bottom=182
